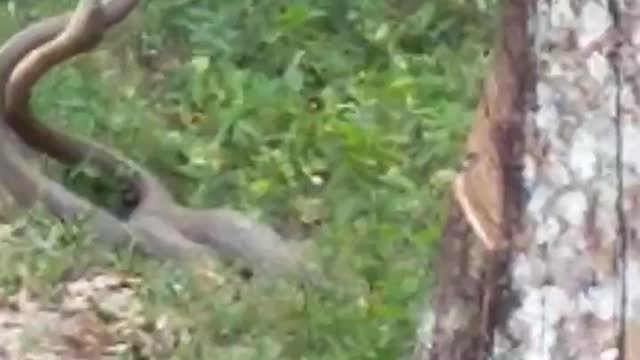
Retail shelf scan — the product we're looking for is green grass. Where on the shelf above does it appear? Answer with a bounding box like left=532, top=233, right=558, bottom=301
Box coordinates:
left=0, top=0, right=498, bottom=358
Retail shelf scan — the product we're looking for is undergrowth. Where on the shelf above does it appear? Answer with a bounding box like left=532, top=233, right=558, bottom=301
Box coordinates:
left=0, top=0, right=498, bottom=358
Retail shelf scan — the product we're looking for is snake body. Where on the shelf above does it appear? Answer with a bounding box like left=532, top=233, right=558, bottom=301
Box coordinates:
left=0, top=0, right=322, bottom=283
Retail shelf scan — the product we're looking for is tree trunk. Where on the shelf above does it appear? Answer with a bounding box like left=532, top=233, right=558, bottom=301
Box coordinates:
left=414, top=0, right=640, bottom=358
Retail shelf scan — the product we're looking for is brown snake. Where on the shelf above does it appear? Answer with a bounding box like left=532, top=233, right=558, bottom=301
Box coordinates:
left=0, top=0, right=323, bottom=284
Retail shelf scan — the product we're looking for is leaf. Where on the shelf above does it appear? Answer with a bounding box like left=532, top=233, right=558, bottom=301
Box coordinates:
left=283, top=50, right=305, bottom=91
left=190, top=55, right=210, bottom=73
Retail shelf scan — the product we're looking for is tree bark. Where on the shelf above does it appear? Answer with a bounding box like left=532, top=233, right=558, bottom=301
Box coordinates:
left=414, top=0, right=640, bottom=358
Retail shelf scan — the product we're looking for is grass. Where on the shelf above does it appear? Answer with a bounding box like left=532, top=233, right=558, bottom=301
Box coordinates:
left=0, top=0, right=498, bottom=358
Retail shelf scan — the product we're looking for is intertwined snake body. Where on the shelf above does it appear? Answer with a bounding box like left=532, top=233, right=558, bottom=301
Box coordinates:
left=0, top=0, right=323, bottom=285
